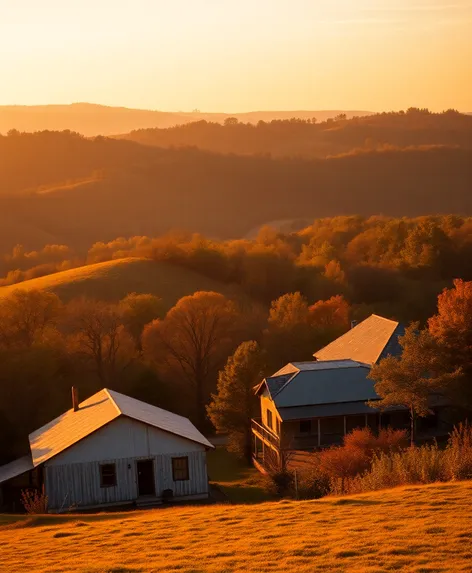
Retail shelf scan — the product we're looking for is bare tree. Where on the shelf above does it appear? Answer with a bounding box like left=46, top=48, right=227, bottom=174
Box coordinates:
left=66, top=298, right=134, bottom=386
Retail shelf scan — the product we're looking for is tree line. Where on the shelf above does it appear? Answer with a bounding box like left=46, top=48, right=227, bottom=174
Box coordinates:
left=122, top=108, right=472, bottom=158
left=0, top=287, right=350, bottom=464
left=4, top=215, right=472, bottom=323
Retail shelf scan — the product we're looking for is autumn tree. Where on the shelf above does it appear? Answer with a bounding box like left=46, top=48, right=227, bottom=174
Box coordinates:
left=309, top=295, right=350, bottom=329
left=142, top=291, right=237, bottom=427
left=0, top=289, right=62, bottom=349
left=207, top=341, right=264, bottom=463
left=428, top=279, right=472, bottom=406
left=263, top=292, right=314, bottom=370
left=369, top=324, right=460, bottom=446
left=65, top=298, right=135, bottom=388
left=119, top=292, right=163, bottom=350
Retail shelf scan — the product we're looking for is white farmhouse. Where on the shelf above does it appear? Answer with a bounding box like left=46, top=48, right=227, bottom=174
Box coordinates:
left=0, top=388, right=214, bottom=512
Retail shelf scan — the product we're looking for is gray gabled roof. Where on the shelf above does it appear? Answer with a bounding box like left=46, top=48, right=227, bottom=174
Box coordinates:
left=0, top=455, right=34, bottom=485
left=314, top=314, right=405, bottom=365
left=257, top=359, right=377, bottom=410
left=29, top=388, right=213, bottom=467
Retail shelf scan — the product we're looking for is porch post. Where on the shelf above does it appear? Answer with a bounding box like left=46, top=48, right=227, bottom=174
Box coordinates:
left=317, top=419, right=321, bottom=447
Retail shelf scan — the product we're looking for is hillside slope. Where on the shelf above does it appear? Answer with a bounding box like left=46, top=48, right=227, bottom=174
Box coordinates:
left=1, top=481, right=471, bottom=572
left=0, top=258, right=243, bottom=307
left=121, top=110, right=472, bottom=158
left=1, top=131, right=472, bottom=251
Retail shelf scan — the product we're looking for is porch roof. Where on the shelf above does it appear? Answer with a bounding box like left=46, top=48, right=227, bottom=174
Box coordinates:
left=278, top=401, right=405, bottom=421
left=0, top=455, right=34, bottom=485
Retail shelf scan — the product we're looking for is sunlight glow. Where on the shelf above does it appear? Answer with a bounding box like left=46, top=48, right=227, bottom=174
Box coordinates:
left=0, top=0, right=471, bottom=111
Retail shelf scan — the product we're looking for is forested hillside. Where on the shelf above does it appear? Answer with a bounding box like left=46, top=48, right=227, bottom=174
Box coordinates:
left=1, top=126, right=471, bottom=250
left=122, top=109, right=472, bottom=157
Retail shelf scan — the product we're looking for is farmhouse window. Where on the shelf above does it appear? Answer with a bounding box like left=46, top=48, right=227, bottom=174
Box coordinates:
left=172, top=457, right=189, bottom=481
left=267, top=410, right=273, bottom=430
left=100, top=463, right=117, bottom=487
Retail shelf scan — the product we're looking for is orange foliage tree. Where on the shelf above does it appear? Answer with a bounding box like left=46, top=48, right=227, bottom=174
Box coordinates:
left=429, top=279, right=472, bottom=406
left=142, top=291, right=238, bottom=426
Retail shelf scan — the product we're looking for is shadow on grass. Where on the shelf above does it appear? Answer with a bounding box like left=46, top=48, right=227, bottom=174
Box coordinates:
left=0, top=512, right=136, bottom=529
left=207, top=446, right=274, bottom=504
left=333, top=499, right=383, bottom=506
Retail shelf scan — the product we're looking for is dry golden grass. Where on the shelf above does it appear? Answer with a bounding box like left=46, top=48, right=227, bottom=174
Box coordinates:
left=1, top=481, right=472, bottom=573
left=0, top=258, right=243, bottom=307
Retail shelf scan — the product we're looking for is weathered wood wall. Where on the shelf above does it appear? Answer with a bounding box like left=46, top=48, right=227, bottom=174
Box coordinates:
left=45, top=450, right=209, bottom=510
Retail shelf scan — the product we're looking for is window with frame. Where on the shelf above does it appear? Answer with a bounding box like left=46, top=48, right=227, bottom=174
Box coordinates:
left=172, top=456, right=189, bottom=481
left=276, top=418, right=281, bottom=436
left=100, top=463, right=116, bottom=488
left=299, top=420, right=312, bottom=434
left=266, top=409, right=273, bottom=430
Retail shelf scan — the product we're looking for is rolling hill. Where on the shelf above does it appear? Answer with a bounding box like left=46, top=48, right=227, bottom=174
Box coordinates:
left=0, top=258, right=243, bottom=307
left=1, top=481, right=471, bottom=572
left=1, top=131, right=472, bottom=252
left=0, top=103, right=372, bottom=137
left=120, top=109, right=472, bottom=158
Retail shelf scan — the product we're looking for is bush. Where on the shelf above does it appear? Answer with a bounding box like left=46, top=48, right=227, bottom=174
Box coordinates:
left=346, top=444, right=447, bottom=494
left=266, top=469, right=294, bottom=497
left=444, top=423, right=472, bottom=480
left=21, top=489, right=48, bottom=514
left=295, top=456, right=331, bottom=499
left=342, top=423, right=472, bottom=495
left=314, top=427, right=408, bottom=494
left=300, top=425, right=472, bottom=498
left=344, top=427, right=407, bottom=457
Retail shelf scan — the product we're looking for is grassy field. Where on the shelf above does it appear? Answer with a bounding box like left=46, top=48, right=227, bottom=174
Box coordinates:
left=1, top=481, right=472, bottom=573
left=206, top=447, right=273, bottom=503
left=0, top=258, right=243, bottom=307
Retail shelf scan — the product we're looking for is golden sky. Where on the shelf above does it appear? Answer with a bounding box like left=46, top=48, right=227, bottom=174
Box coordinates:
left=1, top=0, right=471, bottom=112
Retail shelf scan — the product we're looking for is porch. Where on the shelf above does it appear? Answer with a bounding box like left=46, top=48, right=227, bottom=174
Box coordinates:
left=251, top=410, right=411, bottom=471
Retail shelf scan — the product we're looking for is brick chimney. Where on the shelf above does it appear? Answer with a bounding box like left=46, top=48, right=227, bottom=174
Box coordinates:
left=72, top=387, right=79, bottom=412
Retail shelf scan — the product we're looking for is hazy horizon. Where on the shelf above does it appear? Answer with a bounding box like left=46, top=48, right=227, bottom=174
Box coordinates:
left=1, top=102, right=470, bottom=115
left=2, top=0, right=472, bottom=113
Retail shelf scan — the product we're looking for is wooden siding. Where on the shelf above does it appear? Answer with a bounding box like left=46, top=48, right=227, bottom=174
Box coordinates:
left=47, top=417, right=204, bottom=467
left=260, top=395, right=282, bottom=435
left=45, top=451, right=209, bottom=510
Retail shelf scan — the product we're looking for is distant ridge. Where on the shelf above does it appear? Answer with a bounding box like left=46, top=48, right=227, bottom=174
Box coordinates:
left=0, top=103, right=373, bottom=136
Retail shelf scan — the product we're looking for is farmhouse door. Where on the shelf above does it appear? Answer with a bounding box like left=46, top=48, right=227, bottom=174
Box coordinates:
left=136, top=459, right=155, bottom=496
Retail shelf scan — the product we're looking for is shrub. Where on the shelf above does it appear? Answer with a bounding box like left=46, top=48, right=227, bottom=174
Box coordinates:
left=312, top=428, right=409, bottom=495
left=444, top=422, right=472, bottom=480
left=21, top=489, right=48, bottom=514
left=295, top=455, right=331, bottom=499
left=344, top=427, right=407, bottom=457
left=319, top=445, right=369, bottom=485
left=266, top=469, right=294, bottom=497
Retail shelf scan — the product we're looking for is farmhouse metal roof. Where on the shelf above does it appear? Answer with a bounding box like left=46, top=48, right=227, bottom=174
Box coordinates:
left=314, top=314, right=405, bottom=365
left=273, top=361, right=377, bottom=408
left=257, top=359, right=377, bottom=410
left=0, top=455, right=34, bottom=485
left=28, top=388, right=213, bottom=467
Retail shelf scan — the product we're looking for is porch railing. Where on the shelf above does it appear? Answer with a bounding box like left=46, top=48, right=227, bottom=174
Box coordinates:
left=251, top=418, right=280, bottom=450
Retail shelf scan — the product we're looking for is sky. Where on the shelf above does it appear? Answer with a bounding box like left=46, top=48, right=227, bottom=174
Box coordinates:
left=0, top=0, right=471, bottom=112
